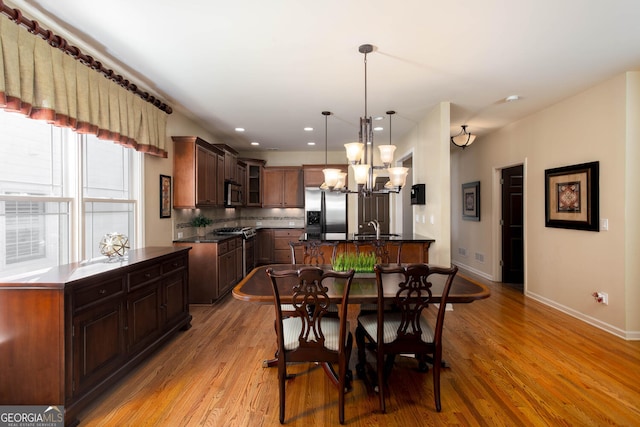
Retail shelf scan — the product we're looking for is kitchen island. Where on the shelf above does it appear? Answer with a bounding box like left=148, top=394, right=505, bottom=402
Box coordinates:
left=298, top=232, right=435, bottom=264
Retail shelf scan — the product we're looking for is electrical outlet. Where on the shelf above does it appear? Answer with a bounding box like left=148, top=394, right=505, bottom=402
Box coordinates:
left=593, top=291, right=608, bottom=305
left=177, top=232, right=183, bottom=239
left=289, top=221, right=295, bottom=226
left=256, top=221, right=262, bottom=226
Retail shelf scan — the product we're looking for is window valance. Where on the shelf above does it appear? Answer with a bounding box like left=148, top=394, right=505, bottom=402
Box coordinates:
left=0, top=13, right=168, bottom=157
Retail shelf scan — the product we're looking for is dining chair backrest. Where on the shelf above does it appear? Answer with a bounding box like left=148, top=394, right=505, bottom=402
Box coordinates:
left=289, top=240, right=339, bottom=266
left=266, top=266, right=355, bottom=356
left=375, top=263, right=458, bottom=349
left=353, top=239, right=392, bottom=264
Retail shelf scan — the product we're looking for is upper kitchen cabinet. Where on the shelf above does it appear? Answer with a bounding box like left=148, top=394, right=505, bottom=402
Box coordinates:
left=242, top=159, right=265, bottom=207
left=215, top=144, right=239, bottom=182
left=172, top=136, right=224, bottom=208
left=263, top=167, right=304, bottom=208
left=303, top=164, right=348, bottom=187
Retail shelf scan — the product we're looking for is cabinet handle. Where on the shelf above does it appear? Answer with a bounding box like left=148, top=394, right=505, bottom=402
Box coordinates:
left=99, top=289, right=107, bottom=294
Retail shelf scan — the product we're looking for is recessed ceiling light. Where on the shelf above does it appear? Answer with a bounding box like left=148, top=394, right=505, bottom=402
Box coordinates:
left=250, top=142, right=259, bottom=146
left=235, top=127, right=245, bottom=132
left=505, top=95, right=520, bottom=102
left=307, top=142, right=316, bottom=146
left=374, top=116, right=384, bottom=121
left=373, top=126, right=384, bottom=132
left=304, top=127, right=313, bottom=132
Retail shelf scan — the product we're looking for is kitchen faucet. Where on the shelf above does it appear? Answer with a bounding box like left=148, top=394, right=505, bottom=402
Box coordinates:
left=368, top=219, right=380, bottom=239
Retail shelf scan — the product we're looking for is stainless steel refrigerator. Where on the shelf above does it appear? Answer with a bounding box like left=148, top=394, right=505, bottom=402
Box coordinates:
left=304, top=188, right=348, bottom=234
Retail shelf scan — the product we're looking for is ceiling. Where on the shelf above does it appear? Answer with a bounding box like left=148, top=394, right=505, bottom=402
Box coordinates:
left=9, top=0, right=640, bottom=152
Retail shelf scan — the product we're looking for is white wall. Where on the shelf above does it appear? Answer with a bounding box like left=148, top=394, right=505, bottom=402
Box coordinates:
left=451, top=72, right=640, bottom=339
left=143, top=111, right=218, bottom=247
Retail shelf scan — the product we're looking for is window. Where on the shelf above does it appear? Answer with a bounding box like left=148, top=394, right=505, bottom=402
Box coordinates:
left=0, top=110, right=141, bottom=279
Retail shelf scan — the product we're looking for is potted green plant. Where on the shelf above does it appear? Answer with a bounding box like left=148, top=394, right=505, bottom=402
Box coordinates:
left=190, top=215, right=213, bottom=237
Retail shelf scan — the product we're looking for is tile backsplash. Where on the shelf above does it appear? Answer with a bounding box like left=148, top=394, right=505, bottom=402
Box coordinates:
left=174, top=208, right=305, bottom=239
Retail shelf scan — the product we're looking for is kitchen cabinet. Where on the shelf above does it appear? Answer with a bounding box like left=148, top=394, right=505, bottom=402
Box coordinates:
left=218, top=237, right=242, bottom=297
left=172, top=136, right=224, bottom=208
left=237, top=160, right=246, bottom=205
left=242, top=158, right=265, bottom=207
left=303, top=164, right=348, bottom=187
left=274, top=228, right=304, bottom=263
left=215, top=144, right=239, bottom=182
left=0, top=247, right=191, bottom=427
left=173, top=236, right=242, bottom=303
left=262, top=167, right=304, bottom=207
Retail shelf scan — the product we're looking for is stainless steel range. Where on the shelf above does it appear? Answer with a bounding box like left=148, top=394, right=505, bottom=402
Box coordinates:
left=215, top=227, right=256, bottom=274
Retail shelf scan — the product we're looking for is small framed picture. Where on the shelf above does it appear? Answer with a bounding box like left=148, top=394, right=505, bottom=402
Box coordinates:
left=462, top=181, right=480, bottom=221
left=545, top=161, right=599, bottom=231
left=160, top=174, right=172, bottom=218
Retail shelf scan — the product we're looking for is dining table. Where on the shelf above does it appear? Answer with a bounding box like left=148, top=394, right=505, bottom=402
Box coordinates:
left=233, top=264, right=491, bottom=305
left=232, top=264, right=490, bottom=387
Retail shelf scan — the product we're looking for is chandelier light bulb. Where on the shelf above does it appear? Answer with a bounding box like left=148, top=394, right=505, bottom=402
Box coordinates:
left=387, top=167, right=409, bottom=188
left=344, top=142, right=364, bottom=164
left=378, top=144, right=396, bottom=165
left=352, top=164, right=370, bottom=185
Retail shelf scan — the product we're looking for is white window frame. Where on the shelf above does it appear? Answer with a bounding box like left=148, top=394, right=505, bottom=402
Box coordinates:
left=0, top=110, right=144, bottom=279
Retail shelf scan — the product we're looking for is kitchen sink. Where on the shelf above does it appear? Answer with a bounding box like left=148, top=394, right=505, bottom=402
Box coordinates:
left=353, top=233, right=400, bottom=240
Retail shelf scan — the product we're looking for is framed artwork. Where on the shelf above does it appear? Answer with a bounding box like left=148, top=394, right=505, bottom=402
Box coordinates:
left=544, top=161, right=599, bottom=231
left=160, top=174, right=172, bottom=218
left=462, top=181, right=480, bottom=221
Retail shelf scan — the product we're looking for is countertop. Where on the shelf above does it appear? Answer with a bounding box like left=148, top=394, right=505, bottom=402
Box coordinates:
left=173, top=230, right=436, bottom=244
left=299, top=232, right=435, bottom=242
left=173, top=233, right=241, bottom=244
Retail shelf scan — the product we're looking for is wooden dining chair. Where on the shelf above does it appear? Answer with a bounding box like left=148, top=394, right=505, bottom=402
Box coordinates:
left=289, top=240, right=339, bottom=265
left=355, top=263, right=458, bottom=413
left=266, top=266, right=355, bottom=424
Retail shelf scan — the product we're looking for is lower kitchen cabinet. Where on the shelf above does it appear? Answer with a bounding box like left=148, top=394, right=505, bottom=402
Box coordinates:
left=0, top=247, right=191, bottom=427
left=173, top=236, right=242, bottom=303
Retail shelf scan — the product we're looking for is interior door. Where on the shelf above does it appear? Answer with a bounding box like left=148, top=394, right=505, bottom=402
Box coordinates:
left=357, top=177, right=389, bottom=234
left=501, top=165, right=524, bottom=285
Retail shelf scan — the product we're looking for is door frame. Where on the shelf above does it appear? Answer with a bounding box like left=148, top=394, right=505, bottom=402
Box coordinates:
left=492, top=158, right=528, bottom=289
left=392, top=150, right=414, bottom=235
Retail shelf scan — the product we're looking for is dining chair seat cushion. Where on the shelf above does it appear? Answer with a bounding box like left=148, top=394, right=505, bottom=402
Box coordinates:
left=282, top=317, right=350, bottom=352
left=358, top=312, right=434, bottom=344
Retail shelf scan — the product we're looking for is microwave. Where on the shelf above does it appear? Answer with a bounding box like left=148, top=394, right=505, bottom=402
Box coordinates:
left=224, top=181, right=243, bottom=207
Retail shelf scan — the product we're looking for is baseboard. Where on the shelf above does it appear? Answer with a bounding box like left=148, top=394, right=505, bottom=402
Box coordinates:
left=451, top=261, right=494, bottom=282
left=526, top=291, right=639, bottom=341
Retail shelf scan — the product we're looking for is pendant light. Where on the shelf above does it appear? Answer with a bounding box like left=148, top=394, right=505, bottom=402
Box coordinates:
left=321, top=111, right=341, bottom=189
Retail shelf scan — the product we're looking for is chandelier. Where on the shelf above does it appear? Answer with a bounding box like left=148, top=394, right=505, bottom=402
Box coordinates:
left=322, top=44, right=408, bottom=195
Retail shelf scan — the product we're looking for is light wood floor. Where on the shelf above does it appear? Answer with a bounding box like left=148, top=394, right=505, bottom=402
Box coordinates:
left=76, top=273, right=640, bottom=426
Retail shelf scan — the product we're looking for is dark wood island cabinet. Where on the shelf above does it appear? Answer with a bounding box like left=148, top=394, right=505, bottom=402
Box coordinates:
left=0, top=247, right=192, bottom=427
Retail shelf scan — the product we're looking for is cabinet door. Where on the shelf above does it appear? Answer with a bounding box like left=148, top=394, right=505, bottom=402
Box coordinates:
left=256, top=229, right=274, bottom=265
left=283, top=169, right=303, bottom=207
left=196, top=146, right=217, bottom=206
left=216, top=153, right=225, bottom=206
left=246, top=163, right=263, bottom=206
left=235, top=244, right=243, bottom=282
left=262, top=169, right=284, bottom=207
left=127, top=283, right=162, bottom=353
left=162, top=270, right=188, bottom=327
left=73, top=300, right=126, bottom=396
